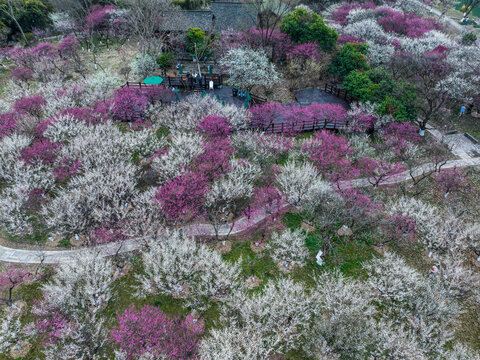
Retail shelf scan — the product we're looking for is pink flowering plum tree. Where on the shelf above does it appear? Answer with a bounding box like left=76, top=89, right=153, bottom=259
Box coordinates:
left=301, top=130, right=357, bottom=181
left=112, top=88, right=149, bottom=122
left=14, top=95, right=47, bottom=119
left=20, top=139, right=60, bottom=166
left=0, top=112, right=16, bottom=138
left=10, top=67, right=33, bottom=83
left=111, top=304, right=201, bottom=360
left=155, top=171, right=208, bottom=225
left=356, top=157, right=405, bottom=188
left=198, top=115, right=233, bottom=138
left=193, top=138, right=235, bottom=181
left=0, top=265, right=32, bottom=305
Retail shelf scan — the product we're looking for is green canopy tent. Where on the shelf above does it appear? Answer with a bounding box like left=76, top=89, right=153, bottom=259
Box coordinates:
left=143, top=76, right=164, bottom=85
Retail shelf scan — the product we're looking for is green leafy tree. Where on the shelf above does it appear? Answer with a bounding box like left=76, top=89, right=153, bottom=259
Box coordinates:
left=280, top=7, right=337, bottom=51
left=186, top=27, right=212, bottom=75
left=156, top=52, right=175, bottom=74
left=0, top=0, right=51, bottom=43
left=330, top=42, right=368, bottom=78
left=344, top=68, right=417, bottom=122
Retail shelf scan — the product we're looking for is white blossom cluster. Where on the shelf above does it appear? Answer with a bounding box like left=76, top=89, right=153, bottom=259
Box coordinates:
left=266, top=229, right=309, bottom=268
left=276, top=160, right=333, bottom=208
left=32, top=251, right=115, bottom=360
left=154, top=94, right=248, bottom=132
left=137, top=230, right=243, bottom=310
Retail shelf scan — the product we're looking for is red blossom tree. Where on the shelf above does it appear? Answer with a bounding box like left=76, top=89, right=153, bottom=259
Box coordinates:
left=111, top=304, right=201, bottom=360
left=0, top=112, right=16, bottom=138
left=155, top=171, right=208, bottom=224
left=14, top=95, right=47, bottom=118
left=198, top=115, right=233, bottom=138
left=357, top=157, right=405, bottom=187
left=193, top=139, right=235, bottom=180
left=21, top=139, right=60, bottom=165
left=0, top=265, right=32, bottom=305
left=301, top=130, right=358, bottom=181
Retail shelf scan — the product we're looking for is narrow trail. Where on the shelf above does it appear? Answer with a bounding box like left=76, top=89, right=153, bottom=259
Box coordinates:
left=2, top=154, right=479, bottom=264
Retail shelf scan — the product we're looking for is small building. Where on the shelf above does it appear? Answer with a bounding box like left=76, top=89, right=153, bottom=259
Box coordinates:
left=162, top=1, right=257, bottom=33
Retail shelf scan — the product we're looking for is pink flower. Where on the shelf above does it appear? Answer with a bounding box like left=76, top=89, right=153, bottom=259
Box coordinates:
left=286, top=43, right=323, bottom=61
left=14, top=95, right=47, bottom=117
left=155, top=171, right=208, bottom=222
left=0, top=112, right=16, bottom=138
left=198, top=115, right=233, bottom=138
left=21, top=139, right=60, bottom=165
left=111, top=304, right=200, bottom=360
left=10, top=67, right=33, bottom=82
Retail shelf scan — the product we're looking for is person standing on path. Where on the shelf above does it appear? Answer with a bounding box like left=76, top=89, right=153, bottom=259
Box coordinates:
left=460, top=105, right=466, bottom=116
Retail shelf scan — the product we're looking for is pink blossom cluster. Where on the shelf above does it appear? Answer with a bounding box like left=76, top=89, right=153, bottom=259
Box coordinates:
left=54, top=157, right=83, bottom=180
left=302, top=130, right=356, bottom=180
left=21, top=139, right=60, bottom=165
left=385, top=213, right=417, bottom=243
left=35, top=312, right=72, bottom=345
left=111, top=304, right=201, bottom=360
left=0, top=265, right=32, bottom=303
left=85, top=5, right=116, bottom=31
left=376, top=8, right=439, bottom=38
left=14, top=95, right=47, bottom=117
left=193, top=138, right=235, bottom=180
left=0, top=112, right=16, bottom=138
left=10, top=66, right=33, bottom=82
left=332, top=2, right=376, bottom=25
left=88, top=225, right=125, bottom=244
left=286, top=43, right=323, bottom=61
left=112, top=88, right=149, bottom=122
left=435, top=168, right=468, bottom=197
left=198, top=115, right=233, bottom=138
left=380, top=122, right=421, bottom=144
left=337, top=188, right=383, bottom=222
left=155, top=171, right=208, bottom=222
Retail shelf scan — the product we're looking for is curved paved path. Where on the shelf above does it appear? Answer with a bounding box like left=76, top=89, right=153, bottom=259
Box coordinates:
left=2, top=155, right=480, bottom=264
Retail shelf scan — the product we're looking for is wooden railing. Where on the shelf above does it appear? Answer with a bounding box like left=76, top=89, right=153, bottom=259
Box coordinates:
left=166, top=74, right=223, bottom=90
left=324, top=83, right=354, bottom=103
left=251, top=118, right=347, bottom=134
left=121, top=81, right=160, bottom=88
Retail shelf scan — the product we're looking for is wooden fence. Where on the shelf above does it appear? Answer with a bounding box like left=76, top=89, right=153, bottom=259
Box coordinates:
left=252, top=118, right=347, bottom=134
left=324, top=83, right=354, bottom=103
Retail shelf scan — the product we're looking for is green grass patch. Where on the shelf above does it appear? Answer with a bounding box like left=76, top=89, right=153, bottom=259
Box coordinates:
left=282, top=211, right=304, bottom=229
left=323, top=241, right=377, bottom=278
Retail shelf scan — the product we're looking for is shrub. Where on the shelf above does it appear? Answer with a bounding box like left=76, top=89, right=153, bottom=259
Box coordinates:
left=280, top=7, right=338, bottom=51
left=156, top=52, right=175, bottom=71
left=330, top=42, right=369, bottom=77
left=461, top=32, right=477, bottom=45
